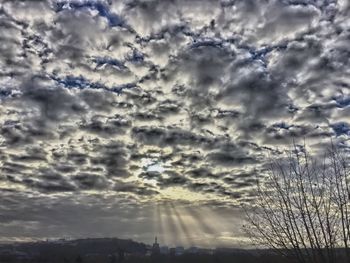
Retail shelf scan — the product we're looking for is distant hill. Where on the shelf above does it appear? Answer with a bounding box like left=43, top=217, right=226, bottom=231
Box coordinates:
left=0, top=237, right=147, bottom=262
left=1, top=239, right=348, bottom=263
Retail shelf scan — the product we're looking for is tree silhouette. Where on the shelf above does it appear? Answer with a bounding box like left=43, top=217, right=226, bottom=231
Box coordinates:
left=244, top=144, right=350, bottom=263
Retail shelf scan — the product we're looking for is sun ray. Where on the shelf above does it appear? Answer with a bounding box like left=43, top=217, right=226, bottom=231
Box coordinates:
left=169, top=202, right=194, bottom=247
left=184, top=206, right=216, bottom=235
left=180, top=208, right=207, bottom=247
left=162, top=204, right=179, bottom=246
left=156, top=202, right=166, bottom=244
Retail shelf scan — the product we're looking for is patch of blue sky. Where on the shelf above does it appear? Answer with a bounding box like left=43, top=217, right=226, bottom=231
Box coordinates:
left=287, top=104, right=299, bottom=114
left=125, top=49, right=144, bottom=64
left=331, top=122, right=350, bottom=136
left=54, top=0, right=124, bottom=27
left=272, top=122, right=291, bottom=129
left=52, top=75, right=104, bottom=90
left=333, top=96, right=350, bottom=108
left=189, top=39, right=224, bottom=50
left=0, top=89, right=13, bottom=98
left=51, top=74, right=137, bottom=95
left=0, top=87, right=21, bottom=100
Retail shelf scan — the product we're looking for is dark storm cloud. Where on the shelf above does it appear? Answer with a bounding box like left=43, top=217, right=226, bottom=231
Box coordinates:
left=90, top=141, right=130, bottom=178
left=20, top=78, right=86, bottom=121
left=73, top=172, right=109, bottom=190
left=158, top=171, right=188, bottom=188
left=0, top=0, right=349, bottom=244
left=27, top=175, right=77, bottom=193
left=188, top=181, right=241, bottom=199
left=52, top=163, right=76, bottom=173
left=113, top=180, right=158, bottom=196
left=138, top=169, right=189, bottom=188
left=0, top=191, right=156, bottom=242
left=0, top=117, right=58, bottom=147
left=261, top=122, right=319, bottom=144
left=1, top=164, right=77, bottom=193
left=206, top=151, right=256, bottom=167
left=187, top=167, right=217, bottom=179
left=78, top=90, right=117, bottom=112
left=171, top=44, right=235, bottom=89
left=132, top=126, right=217, bottom=148
left=80, top=114, right=131, bottom=136
left=11, top=146, right=47, bottom=162
left=66, top=151, right=89, bottom=165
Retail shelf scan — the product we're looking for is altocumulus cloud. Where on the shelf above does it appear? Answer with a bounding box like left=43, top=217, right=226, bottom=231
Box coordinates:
left=0, top=0, right=349, bottom=247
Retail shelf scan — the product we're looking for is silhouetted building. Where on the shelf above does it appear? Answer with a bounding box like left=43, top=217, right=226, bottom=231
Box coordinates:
left=151, top=237, right=160, bottom=255
left=175, top=246, right=184, bottom=256
left=160, top=246, right=169, bottom=255
left=187, top=246, right=199, bottom=254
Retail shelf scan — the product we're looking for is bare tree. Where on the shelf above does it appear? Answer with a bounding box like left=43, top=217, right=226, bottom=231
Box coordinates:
left=244, top=144, right=350, bottom=263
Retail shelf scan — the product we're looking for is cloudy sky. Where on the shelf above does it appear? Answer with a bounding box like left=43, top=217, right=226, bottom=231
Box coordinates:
left=0, top=0, right=349, bottom=248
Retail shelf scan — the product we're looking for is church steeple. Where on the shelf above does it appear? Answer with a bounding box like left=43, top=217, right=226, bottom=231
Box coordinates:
left=152, top=236, right=160, bottom=255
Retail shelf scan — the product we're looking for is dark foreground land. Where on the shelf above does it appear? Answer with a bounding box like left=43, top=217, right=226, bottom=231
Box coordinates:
left=0, top=251, right=294, bottom=263
left=0, top=238, right=346, bottom=263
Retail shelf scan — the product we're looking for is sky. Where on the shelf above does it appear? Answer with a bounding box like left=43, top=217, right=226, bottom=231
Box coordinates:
left=0, top=0, right=349, bottom=248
